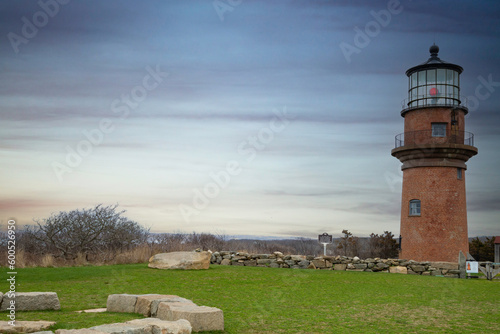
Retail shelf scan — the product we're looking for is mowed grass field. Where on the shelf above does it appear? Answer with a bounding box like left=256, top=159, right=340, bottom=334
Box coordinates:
left=0, top=264, right=498, bottom=333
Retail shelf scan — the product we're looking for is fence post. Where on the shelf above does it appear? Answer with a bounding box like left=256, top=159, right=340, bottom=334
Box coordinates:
left=459, top=251, right=466, bottom=279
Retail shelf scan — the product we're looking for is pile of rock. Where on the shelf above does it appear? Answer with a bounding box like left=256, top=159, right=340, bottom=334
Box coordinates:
left=107, top=294, right=224, bottom=332
left=212, top=251, right=312, bottom=269
left=210, top=252, right=461, bottom=277
left=12, top=293, right=222, bottom=333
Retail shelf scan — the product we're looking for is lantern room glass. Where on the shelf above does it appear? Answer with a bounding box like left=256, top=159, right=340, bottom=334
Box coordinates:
left=407, top=69, right=460, bottom=108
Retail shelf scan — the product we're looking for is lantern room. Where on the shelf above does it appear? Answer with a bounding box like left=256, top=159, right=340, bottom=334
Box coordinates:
left=405, top=44, right=463, bottom=109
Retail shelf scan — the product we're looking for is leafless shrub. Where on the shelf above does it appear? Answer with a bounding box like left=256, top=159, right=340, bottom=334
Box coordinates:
left=23, top=204, right=149, bottom=260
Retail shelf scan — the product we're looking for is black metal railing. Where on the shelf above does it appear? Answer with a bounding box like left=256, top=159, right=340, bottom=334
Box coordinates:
left=394, top=130, right=474, bottom=148
left=400, top=96, right=469, bottom=113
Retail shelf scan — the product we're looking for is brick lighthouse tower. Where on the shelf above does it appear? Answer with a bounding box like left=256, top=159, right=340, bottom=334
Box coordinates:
left=391, top=45, right=478, bottom=262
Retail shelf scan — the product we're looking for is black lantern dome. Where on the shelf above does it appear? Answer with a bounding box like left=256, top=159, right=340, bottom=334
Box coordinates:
left=404, top=44, right=463, bottom=110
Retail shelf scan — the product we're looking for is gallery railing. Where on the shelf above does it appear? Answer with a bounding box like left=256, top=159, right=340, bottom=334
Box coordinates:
left=394, top=130, right=474, bottom=148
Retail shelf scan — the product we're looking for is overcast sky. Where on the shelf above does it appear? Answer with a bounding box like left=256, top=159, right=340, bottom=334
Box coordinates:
left=1, top=0, right=499, bottom=238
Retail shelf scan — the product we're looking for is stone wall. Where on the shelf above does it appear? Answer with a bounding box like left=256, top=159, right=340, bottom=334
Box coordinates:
left=210, top=251, right=461, bottom=277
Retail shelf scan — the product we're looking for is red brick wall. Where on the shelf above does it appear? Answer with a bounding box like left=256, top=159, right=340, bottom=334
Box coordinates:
left=399, top=166, right=468, bottom=262
left=404, top=107, right=466, bottom=133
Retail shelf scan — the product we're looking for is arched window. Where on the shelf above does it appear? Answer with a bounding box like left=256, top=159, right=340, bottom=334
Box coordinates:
left=409, top=199, right=421, bottom=216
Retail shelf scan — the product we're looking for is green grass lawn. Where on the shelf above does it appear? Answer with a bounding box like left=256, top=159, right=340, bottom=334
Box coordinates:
left=0, top=264, right=499, bottom=333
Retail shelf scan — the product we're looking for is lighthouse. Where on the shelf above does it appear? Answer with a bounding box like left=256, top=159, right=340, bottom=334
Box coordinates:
left=391, top=45, right=478, bottom=262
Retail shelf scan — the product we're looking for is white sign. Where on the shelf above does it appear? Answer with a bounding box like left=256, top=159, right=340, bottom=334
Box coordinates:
left=466, top=261, right=478, bottom=274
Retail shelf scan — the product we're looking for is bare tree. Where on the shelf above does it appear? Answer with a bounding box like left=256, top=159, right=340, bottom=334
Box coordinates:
left=337, top=229, right=358, bottom=257
left=26, top=204, right=148, bottom=260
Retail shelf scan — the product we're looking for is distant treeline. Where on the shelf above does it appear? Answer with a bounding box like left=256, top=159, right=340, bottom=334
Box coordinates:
left=0, top=204, right=494, bottom=267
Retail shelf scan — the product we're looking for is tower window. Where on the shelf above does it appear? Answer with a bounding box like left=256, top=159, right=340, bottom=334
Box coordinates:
left=457, top=168, right=463, bottom=180
left=432, top=123, right=447, bottom=137
left=409, top=200, right=421, bottom=216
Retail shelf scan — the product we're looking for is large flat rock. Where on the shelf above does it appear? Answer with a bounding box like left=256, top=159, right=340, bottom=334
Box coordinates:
left=106, top=294, right=140, bottom=313
left=1, top=292, right=60, bottom=311
left=148, top=252, right=211, bottom=270
left=0, top=321, right=55, bottom=333
left=135, top=294, right=191, bottom=317
left=126, top=318, right=192, bottom=334
left=156, top=302, right=224, bottom=332
left=104, top=293, right=222, bottom=332
left=55, top=319, right=192, bottom=334
left=89, top=323, right=150, bottom=334
left=150, top=297, right=195, bottom=318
